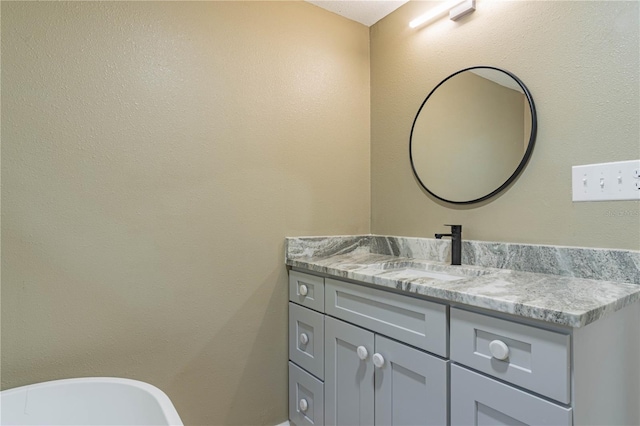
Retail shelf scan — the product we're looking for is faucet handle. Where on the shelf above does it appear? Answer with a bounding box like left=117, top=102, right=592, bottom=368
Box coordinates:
left=444, top=224, right=462, bottom=231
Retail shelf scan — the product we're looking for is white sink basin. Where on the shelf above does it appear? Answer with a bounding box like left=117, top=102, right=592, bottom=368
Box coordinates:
left=389, top=268, right=466, bottom=282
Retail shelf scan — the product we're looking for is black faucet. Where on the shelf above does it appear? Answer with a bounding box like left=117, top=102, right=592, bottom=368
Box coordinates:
left=435, top=224, right=462, bottom=266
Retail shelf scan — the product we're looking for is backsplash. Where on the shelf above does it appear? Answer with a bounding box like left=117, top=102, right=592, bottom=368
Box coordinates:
left=463, top=240, right=640, bottom=285
left=286, top=235, right=640, bottom=285
left=285, top=235, right=370, bottom=260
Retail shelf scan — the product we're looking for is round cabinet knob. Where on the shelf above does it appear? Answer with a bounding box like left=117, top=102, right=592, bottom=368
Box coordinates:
left=299, top=398, right=308, bottom=413
left=372, top=353, right=385, bottom=368
left=299, top=284, right=308, bottom=296
left=299, top=333, right=309, bottom=345
left=356, top=346, right=368, bottom=360
left=489, top=340, right=510, bottom=360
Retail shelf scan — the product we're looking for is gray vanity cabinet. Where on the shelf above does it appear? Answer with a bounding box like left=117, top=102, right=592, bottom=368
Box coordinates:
left=289, top=267, right=640, bottom=426
left=324, top=316, right=448, bottom=426
left=289, top=271, right=449, bottom=426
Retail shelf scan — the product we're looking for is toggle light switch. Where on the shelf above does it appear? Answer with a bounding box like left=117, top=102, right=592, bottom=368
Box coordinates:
left=572, top=160, right=640, bottom=201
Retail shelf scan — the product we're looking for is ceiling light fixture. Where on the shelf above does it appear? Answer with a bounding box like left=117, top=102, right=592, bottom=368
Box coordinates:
left=409, top=0, right=476, bottom=29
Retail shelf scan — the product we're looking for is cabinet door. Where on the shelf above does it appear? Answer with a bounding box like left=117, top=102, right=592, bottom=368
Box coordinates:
left=324, top=316, right=374, bottom=426
left=451, top=364, right=572, bottom=426
left=374, top=335, right=448, bottom=426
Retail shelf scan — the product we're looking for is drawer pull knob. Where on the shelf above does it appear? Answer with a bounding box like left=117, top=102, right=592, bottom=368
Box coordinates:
left=373, top=353, right=385, bottom=368
left=299, top=333, right=309, bottom=345
left=299, top=284, right=308, bottom=296
left=299, top=398, right=308, bottom=413
left=489, top=339, right=510, bottom=360
left=357, top=346, right=369, bottom=360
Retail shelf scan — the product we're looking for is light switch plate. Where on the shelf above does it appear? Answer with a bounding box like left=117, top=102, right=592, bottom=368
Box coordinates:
left=572, top=160, right=640, bottom=202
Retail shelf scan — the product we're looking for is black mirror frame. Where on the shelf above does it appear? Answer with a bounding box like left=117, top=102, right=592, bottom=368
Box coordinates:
left=409, top=66, right=537, bottom=205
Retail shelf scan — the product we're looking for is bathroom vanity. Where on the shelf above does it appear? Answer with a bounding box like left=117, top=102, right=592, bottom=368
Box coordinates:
left=286, top=235, right=640, bottom=426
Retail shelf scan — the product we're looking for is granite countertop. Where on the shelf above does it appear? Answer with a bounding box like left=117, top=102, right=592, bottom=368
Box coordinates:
left=285, top=235, right=640, bottom=328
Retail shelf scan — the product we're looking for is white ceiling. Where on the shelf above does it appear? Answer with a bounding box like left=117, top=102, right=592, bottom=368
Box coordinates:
left=305, top=0, right=410, bottom=27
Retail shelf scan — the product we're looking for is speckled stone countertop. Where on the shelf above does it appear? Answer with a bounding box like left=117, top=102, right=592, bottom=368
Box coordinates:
left=285, top=235, right=640, bottom=328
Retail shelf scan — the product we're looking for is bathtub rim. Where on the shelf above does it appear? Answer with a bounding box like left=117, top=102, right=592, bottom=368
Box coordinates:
left=1, top=377, right=183, bottom=426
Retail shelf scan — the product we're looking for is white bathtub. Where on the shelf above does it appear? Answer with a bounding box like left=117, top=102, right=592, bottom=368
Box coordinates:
left=0, top=377, right=183, bottom=425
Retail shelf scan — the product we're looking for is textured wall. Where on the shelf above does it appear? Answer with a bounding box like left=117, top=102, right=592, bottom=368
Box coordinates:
left=371, top=1, right=640, bottom=249
left=1, top=2, right=370, bottom=425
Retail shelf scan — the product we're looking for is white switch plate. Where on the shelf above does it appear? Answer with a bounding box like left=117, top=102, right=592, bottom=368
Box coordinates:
left=572, top=160, right=640, bottom=202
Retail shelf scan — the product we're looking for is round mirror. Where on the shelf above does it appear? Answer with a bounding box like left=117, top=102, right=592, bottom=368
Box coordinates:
left=410, top=66, right=537, bottom=204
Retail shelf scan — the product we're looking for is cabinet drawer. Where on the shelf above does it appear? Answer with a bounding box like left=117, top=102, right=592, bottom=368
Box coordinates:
left=325, top=278, right=448, bottom=357
left=290, top=271, right=325, bottom=312
left=450, top=308, right=570, bottom=404
left=451, top=364, right=572, bottom=425
left=289, top=362, right=324, bottom=426
left=289, top=302, right=324, bottom=380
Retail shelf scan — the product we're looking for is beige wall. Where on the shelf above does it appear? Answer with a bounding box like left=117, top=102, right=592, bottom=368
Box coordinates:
left=371, top=1, right=640, bottom=249
left=0, top=2, right=370, bottom=425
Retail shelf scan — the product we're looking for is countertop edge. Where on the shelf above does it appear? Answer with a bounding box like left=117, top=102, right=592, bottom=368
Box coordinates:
left=286, top=257, right=640, bottom=328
